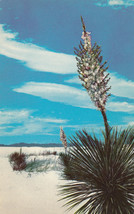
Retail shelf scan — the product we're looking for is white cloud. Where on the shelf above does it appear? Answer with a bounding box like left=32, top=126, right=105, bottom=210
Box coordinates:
left=108, top=0, right=134, bottom=6
left=95, top=0, right=134, bottom=7
left=128, top=121, right=134, bottom=126
left=0, top=109, right=67, bottom=136
left=65, top=72, right=134, bottom=100
left=109, top=73, right=134, bottom=99
left=65, top=76, right=81, bottom=84
left=13, top=81, right=134, bottom=113
left=13, top=82, right=95, bottom=109
left=107, top=101, right=134, bottom=112
left=0, top=25, right=76, bottom=74
left=0, top=109, right=31, bottom=125
left=63, top=123, right=104, bottom=134
left=122, top=115, right=134, bottom=126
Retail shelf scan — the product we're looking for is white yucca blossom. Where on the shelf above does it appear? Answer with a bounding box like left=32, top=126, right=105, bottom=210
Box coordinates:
left=60, top=127, right=67, bottom=152
left=81, top=31, right=91, bottom=50
left=74, top=17, right=111, bottom=138
left=75, top=28, right=111, bottom=111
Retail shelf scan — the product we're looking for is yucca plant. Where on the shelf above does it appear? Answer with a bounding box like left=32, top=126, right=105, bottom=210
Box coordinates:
left=60, top=128, right=134, bottom=213
left=59, top=17, right=134, bottom=214
left=60, top=126, right=68, bottom=153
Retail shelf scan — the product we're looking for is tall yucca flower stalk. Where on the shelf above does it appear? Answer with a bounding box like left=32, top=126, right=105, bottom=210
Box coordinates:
left=59, top=17, right=134, bottom=214
left=60, top=126, right=67, bottom=153
left=74, top=17, right=111, bottom=139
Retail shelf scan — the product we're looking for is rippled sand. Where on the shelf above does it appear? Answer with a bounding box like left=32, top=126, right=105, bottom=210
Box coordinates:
left=0, top=147, right=75, bottom=214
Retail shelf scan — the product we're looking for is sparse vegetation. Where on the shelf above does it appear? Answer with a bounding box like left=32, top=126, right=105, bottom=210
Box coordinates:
left=9, top=149, right=59, bottom=173
left=26, top=150, right=57, bottom=157
left=25, top=159, right=51, bottom=173
left=9, top=148, right=27, bottom=171
left=25, top=157, right=61, bottom=174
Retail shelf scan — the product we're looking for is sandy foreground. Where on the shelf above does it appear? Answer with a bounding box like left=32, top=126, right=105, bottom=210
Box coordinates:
left=0, top=147, right=77, bottom=214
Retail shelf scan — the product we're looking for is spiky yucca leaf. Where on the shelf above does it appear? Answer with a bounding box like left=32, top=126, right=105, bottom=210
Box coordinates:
left=59, top=127, right=134, bottom=214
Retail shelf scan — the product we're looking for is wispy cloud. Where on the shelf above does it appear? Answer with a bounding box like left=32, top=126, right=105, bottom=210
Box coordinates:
left=108, top=0, right=134, bottom=7
left=107, top=101, right=134, bottom=112
left=110, top=73, right=134, bottom=100
left=95, top=0, right=134, bottom=7
left=65, top=72, right=134, bottom=100
left=63, top=123, right=104, bottom=133
left=13, top=81, right=134, bottom=113
left=0, top=109, right=105, bottom=137
left=0, top=25, right=76, bottom=74
left=0, top=109, right=68, bottom=136
left=121, top=115, right=134, bottom=126
left=13, top=82, right=95, bottom=109
left=0, top=109, right=31, bottom=125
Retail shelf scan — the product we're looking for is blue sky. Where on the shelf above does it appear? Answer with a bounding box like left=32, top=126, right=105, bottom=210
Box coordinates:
left=0, top=0, right=134, bottom=145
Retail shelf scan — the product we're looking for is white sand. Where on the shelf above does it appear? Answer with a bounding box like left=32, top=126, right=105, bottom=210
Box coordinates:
left=0, top=147, right=76, bottom=214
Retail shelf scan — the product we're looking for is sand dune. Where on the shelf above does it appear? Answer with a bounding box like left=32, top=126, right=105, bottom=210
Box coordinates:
left=0, top=147, right=76, bottom=214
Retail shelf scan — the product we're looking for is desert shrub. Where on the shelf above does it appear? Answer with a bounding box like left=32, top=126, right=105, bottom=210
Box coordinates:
left=52, top=151, right=57, bottom=155
left=9, top=149, right=27, bottom=171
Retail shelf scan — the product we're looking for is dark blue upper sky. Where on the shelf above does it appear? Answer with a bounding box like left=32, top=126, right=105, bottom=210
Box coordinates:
left=0, top=0, right=134, bottom=145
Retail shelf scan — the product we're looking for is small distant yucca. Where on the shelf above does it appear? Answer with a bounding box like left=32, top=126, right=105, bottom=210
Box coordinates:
left=60, top=126, right=67, bottom=153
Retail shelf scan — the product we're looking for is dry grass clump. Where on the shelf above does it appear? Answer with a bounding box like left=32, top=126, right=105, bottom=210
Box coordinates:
left=28, top=151, right=57, bottom=157
left=9, top=149, right=27, bottom=171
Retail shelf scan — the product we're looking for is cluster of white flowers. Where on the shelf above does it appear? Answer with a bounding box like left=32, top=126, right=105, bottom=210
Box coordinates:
left=60, top=126, right=67, bottom=149
left=81, top=31, right=91, bottom=51
left=76, top=31, right=110, bottom=111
